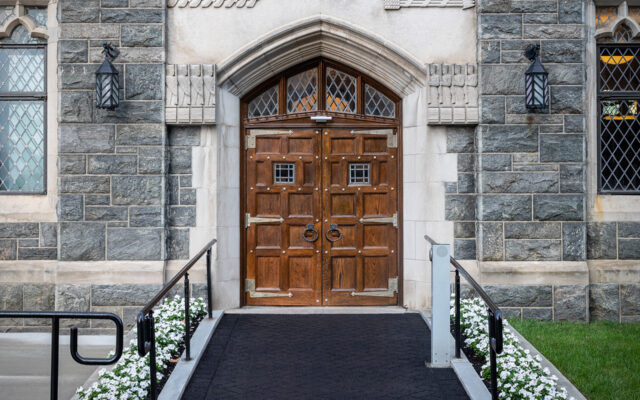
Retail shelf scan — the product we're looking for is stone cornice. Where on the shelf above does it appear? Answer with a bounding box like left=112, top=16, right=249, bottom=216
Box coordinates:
left=167, top=0, right=258, bottom=8
left=383, top=0, right=475, bottom=10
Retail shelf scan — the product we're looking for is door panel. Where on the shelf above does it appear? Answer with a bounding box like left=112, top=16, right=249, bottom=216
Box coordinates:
left=321, top=129, right=398, bottom=306
left=244, top=127, right=398, bottom=306
left=245, top=129, right=322, bottom=305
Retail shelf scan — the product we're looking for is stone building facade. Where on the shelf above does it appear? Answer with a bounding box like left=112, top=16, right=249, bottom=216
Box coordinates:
left=0, top=0, right=638, bottom=330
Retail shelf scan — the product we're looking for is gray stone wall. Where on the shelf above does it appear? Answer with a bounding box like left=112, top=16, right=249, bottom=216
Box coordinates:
left=472, top=0, right=587, bottom=264
left=0, top=223, right=57, bottom=260
left=57, top=0, right=167, bottom=261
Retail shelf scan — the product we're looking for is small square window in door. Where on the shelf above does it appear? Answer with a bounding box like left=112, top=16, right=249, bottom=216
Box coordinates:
left=274, top=163, right=295, bottom=184
left=349, top=163, right=370, bottom=185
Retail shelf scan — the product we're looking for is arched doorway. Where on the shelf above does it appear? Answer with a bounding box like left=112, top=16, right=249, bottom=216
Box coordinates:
left=240, top=58, right=402, bottom=306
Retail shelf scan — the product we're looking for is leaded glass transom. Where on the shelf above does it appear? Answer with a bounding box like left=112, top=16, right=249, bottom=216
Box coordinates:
left=596, top=6, right=617, bottom=29
left=0, top=47, right=45, bottom=93
left=26, top=7, right=47, bottom=28
left=274, top=163, right=295, bottom=184
left=248, top=85, right=278, bottom=118
left=365, top=84, right=395, bottom=118
left=349, top=163, right=370, bottom=185
left=0, top=25, right=45, bottom=45
left=599, top=46, right=640, bottom=92
left=287, top=69, right=317, bottom=113
left=326, top=67, right=356, bottom=113
left=0, top=6, right=14, bottom=26
left=0, top=101, right=45, bottom=192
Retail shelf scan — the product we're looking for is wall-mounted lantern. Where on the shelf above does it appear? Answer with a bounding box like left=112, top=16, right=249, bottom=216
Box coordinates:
left=524, top=44, right=548, bottom=110
left=96, top=42, right=120, bottom=110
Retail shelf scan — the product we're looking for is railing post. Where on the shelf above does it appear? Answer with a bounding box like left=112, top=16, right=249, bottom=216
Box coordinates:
left=184, top=272, right=191, bottom=361
left=50, top=316, right=59, bottom=400
left=206, top=248, right=213, bottom=319
left=148, top=313, right=158, bottom=400
left=429, top=243, right=451, bottom=368
left=454, top=269, right=461, bottom=359
left=488, top=310, right=499, bottom=400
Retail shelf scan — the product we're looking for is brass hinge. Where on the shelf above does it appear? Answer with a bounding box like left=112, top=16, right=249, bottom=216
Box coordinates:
left=350, top=129, right=397, bottom=148
left=359, top=212, right=398, bottom=228
left=350, top=277, right=398, bottom=297
left=245, top=213, right=284, bottom=228
left=245, top=279, right=293, bottom=298
left=246, top=129, right=293, bottom=149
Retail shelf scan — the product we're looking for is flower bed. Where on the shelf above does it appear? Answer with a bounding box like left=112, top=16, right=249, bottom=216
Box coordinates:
left=77, top=296, right=207, bottom=400
left=454, top=298, right=573, bottom=400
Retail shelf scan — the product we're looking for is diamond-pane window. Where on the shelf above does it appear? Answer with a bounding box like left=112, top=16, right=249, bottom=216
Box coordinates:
left=248, top=85, right=278, bottom=118
left=0, top=101, right=45, bottom=192
left=0, top=6, right=13, bottom=26
left=349, top=163, right=370, bottom=185
left=287, top=69, right=317, bottom=113
left=26, top=7, right=47, bottom=28
left=365, top=84, right=395, bottom=118
left=326, top=67, right=356, bottom=113
left=599, top=46, right=640, bottom=92
left=0, top=22, right=47, bottom=194
left=274, top=163, right=295, bottom=184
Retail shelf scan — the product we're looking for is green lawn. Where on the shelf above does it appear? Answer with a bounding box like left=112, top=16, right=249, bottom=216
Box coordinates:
left=509, top=320, right=640, bottom=400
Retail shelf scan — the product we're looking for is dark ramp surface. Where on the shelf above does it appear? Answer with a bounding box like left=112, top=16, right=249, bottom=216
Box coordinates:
left=183, top=313, right=470, bottom=400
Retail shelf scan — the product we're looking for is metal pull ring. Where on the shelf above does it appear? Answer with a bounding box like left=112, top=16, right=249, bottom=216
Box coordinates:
left=325, top=224, right=343, bottom=242
left=302, top=224, right=319, bottom=242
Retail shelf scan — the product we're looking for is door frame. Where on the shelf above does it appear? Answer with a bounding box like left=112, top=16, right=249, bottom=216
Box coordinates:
left=239, top=58, right=404, bottom=306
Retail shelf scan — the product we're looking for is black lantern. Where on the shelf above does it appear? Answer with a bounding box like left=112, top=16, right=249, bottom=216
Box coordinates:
left=524, top=44, right=548, bottom=110
left=96, top=42, right=120, bottom=110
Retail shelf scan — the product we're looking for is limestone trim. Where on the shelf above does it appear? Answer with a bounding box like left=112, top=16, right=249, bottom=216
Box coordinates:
left=166, top=64, right=216, bottom=125
left=0, top=3, right=48, bottom=39
left=383, top=0, right=476, bottom=10
left=427, top=63, right=478, bottom=125
left=477, top=261, right=590, bottom=285
left=216, top=15, right=427, bottom=97
left=167, top=0, right=258, bottom=8
left=594, top=1, right=640, bottom=40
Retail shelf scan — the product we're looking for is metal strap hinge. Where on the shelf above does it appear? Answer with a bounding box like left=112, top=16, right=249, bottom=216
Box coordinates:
left=246, top=129, right=293, bottom=149
left=350, top=129, right=397, bottom=148
left=245, top=279, right=293, bottom=298
left=359, top=212, right=398, bottom=228
left=351, top=277, right=398, bottom=297
left=245, top=213, right=284, bottom=228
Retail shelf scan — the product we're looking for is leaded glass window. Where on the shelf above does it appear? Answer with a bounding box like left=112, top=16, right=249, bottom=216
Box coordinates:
left=248, top=85, right=278, bottom=118
left=287, top=69, right=317, bottom=113
left=598, top=24, right=640, bottom=192
left=326, top=67, right=356, bottom=113
left=365, top=84, right=395, bottom=118
left=0, top=24, right=46, bottom=193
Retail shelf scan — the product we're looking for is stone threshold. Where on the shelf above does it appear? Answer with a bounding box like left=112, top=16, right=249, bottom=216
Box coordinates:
left=159, top=311, right=224, bottom=400
left=225, top=306, right=408, bottom=314
left=420, top=310, right=491, bottom=400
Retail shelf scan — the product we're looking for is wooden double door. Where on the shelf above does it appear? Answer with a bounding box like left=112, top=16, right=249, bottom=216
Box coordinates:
left=244, top=127, right=399, bottom=306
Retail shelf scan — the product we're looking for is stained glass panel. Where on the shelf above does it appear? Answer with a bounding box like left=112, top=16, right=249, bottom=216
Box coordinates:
left=287, top=69, right=317, bottom=113
left=364, top=84, right=395, bottom=118
left=0, top=101, right=45, bottom=192
left=599, top=46, right=640, bottom=92
left=599, top=99, right=640, bottom=192
left=596, top=6, right=617, bottom=29
left=248, top=85, right=278, bottom=118
left=326, top=67, right=356, bottom=113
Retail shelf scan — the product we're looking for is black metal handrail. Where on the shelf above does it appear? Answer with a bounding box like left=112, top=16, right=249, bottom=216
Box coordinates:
left=424, top=235, right=503, bottom=400
left=0, top=311, right=124, bottom=400
left=136, top=238, right=217, bottom=400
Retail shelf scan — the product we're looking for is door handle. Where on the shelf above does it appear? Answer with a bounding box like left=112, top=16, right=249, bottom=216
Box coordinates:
left=325, top=224, right=343, bottom=242
left=302, top=224, right=319, bottom=242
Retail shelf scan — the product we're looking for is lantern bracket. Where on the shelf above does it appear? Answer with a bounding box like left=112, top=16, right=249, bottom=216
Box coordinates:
left=102, top=42, right=120, bottom=62
left=524, top=44, right=540, bottom=61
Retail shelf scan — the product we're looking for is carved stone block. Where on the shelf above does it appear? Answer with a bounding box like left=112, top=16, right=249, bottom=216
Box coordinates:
left=427, top=63, right=478, bottom=126
left=165, top=64, right=216, bottom=125
left=383, top=0, right=476, bottom=10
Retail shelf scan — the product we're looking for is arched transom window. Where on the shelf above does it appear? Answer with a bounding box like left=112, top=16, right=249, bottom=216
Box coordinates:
left=245, top=59, right=398, bottom=120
